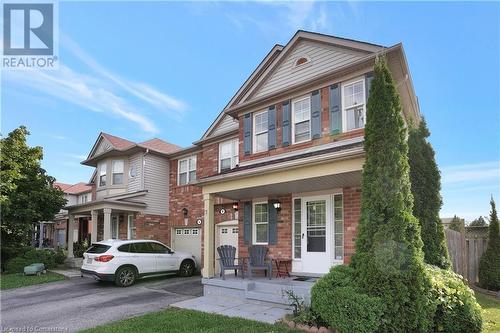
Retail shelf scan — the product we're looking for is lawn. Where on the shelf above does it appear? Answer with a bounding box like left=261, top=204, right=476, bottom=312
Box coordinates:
left=476, top=291, right=500, bottom=333
left=79, top=308, right=301, bottom=333
left=0, top=272, right=66, bottom=290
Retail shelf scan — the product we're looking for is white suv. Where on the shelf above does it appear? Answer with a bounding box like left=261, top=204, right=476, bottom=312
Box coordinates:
left=81, top=239, right=197, bottom=287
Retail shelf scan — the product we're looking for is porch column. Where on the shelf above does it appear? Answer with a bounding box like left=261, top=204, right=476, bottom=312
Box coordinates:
left=67, top=215, right=75, bottom=258
left=38, top=222, right=44, bottom=249
left=202, top=193, right=215, bottom=278
left=103, top=208, right=112, bottom=240
left=91, top=210, right=98, bottom=244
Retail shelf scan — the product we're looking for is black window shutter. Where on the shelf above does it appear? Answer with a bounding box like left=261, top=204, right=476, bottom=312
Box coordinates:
left=365, top=72, right=374, bottom=102
left=243, top=113, right=253, bottom=155
left=268, top=201, right=277, bottom=245
left=268, top=106, right=277, bottom=150
left=329, top=83, right=342, bottom=135
left=282, top=101, right=291, bottom=147
left=243, top=202, right=252, bottom=245
left=311, top=90, right=322, bottom=139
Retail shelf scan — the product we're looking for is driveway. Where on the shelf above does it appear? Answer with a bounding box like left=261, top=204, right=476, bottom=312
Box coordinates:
left=1, top=274, right=203, bottom=332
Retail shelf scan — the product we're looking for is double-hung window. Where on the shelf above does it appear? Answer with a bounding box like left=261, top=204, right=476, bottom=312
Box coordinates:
left=292, top=96, right=311, bottom=144
left=219, top=138, right=239, bottom=172
left=112, top=160, right=124, bottom=185
left=253, top=202, right=269, bottom=244
left=178, top=156, right=196, bottom=185
left=98, top=162, right=106, bottom=187
left=253, top=111, right=268, bottom=153
left=342, top=78, right=366, bottom=131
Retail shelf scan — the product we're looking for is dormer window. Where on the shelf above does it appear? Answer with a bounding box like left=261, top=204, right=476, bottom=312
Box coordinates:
left=294, top=56, right=310, bottom=67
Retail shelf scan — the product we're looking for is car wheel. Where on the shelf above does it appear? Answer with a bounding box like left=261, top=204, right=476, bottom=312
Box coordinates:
left=115, top=266, right=137, bottom=287
left=179, top=260, right=195, bottom=277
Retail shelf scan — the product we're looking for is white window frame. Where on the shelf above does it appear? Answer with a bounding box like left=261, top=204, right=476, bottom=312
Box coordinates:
left=176, top=229, right=182, bottom=235
left=112, top=160, right=124, bottom=185
left=219, top=138, right=239, bottom=172
left=291, top=95, right=312, bottom=144
left=178, top=155, right=197, bottom=185
left=127, top=214, right=134, bottom=240
left=111, top=215, right=119, bottom=239
left=252, top=201, right=269, bottom=245
left=192, top=229, right=199, bottom=235
left=98, top=162, right=107, bottom=187
left=292, top=198, right=302, bottom=260
left=252, top=110, right=268, bottom=153
left=341, top=77, right=366, bottom=132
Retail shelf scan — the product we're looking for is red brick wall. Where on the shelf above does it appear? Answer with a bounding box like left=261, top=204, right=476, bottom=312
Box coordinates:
left=134, top=213, right=170, bottom=244
left=238, top=85, right=364, bottom=163
left=343, top=187, right=362, bottom=264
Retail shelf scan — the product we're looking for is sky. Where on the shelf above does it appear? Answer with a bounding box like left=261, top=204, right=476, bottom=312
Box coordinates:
left=1, top=1, right=499, bottom=221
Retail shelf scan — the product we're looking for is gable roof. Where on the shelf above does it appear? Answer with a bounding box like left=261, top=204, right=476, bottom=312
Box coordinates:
left=224, top=30, right=385, bottom=112
left=54, top=182, right=72, bottom=191
left=54, top=182, right=91, bottom=194
left=139, top=138, right=182, bottom=155
left=101, top=133, right=135, bottom=150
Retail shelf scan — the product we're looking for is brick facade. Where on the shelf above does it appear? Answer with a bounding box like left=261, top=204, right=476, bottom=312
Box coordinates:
left=343, top=187, right=362, bottom=264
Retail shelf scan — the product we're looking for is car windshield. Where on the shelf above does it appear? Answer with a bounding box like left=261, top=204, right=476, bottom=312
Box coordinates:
left=86, top=244, right=111, bottom=254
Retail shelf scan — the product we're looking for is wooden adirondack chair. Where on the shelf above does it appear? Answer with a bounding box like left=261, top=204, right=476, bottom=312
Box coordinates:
left=216, top=245, right=244, bottom=280
left=247, top=245, right=272, bottom=280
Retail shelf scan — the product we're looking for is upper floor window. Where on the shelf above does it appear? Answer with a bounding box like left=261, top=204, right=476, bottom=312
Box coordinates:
left=178, top=155, right=196, bottom=185
left=342, top=78, right=366, bottom=131
left=98, top=162, right=106, bottom=187
left=80, top=194, right=88, bottom=204
left=112, top=160, right=124, bottom=185
left=219, top=138, right=239, bottom=172
left=292, top=96, right=311, bottom=144
left=253, top=110, right=268, bottom=153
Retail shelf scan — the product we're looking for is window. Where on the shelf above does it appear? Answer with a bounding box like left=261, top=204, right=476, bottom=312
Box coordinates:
left=176, top=229, right=182, bottom=235
left=295, top=57, right=309, bottom=66
left=192, top=229, right=199, bottom=235
left=111, top=215, right=119, bottom=239
left=183, top=229, right=191, bottom=235
left=253, top=202, right=269, bottom=244
left=292, top=96, right=311, bottom=143
left=342, top=78, right=366, bottom=131
left=86, top=244, right=111, bottom=254
left=98, top=162, right=106, bottom=187
left=334, top=194, right=344, bottom=260
left=127, top=215, right=134, bottom=240
left=293, top=198, right=302, bottom=259
left=253, top=111, right=268, bottom=153
left=150, top=242, right=170, bottom=254
left=118, top=244, right=131, bottom=252
left=221, top=228, right=228, bottom=234
left=219, top=138, right=239, bottom=172
left=178, top=156, right=196, bottom=185
left=131, top=242, right=154, bottom=253
left=112, top=160, right=124, bottom=185
left=232, top=228, right=238, bottom=234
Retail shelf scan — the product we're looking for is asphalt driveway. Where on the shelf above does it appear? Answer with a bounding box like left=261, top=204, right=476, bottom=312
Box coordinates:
left=1, top=274, right=203, bottom=332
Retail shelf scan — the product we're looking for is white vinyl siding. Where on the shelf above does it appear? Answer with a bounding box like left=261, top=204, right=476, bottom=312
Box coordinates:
left=292, top=96, right=311, bottom=144
left=127, top=153, right=143, bottom=192
left=253, top=202, right=269, bottom=245
left=178, top=156, right=196, bottom=185
left=143, top=154, right=170, bottom=215
left=112, top=160, right=124, bottom=185
left=211, top=115, right=239, bottom=137
left=253, top=110, right=268, bottom=153
left=219, top=138, right=239, bottom=172
left=342, top=77, right=366, bottom=131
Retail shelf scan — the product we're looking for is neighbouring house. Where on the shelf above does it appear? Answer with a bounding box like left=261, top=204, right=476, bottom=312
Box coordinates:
left=64, top=31, right=420, bottom=280
left=34, top=182, right=92, bottom=249
left=441, top=216, right=465, bottom=230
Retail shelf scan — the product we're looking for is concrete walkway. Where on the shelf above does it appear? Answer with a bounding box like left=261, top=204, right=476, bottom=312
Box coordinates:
left=49, top=268, right=82, bottom=278
left=172, top=295, right=292, bottom=324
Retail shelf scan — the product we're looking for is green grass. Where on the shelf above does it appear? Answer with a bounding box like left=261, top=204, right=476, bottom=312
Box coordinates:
left=476, top=291, right=500, bottom=333
left=0, top=272, right=66, bottom=290
left=79, top=308, right=302, bottom=333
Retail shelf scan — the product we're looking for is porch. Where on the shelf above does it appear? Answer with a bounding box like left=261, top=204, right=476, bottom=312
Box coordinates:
left=65, top=199, right=145, bottom=259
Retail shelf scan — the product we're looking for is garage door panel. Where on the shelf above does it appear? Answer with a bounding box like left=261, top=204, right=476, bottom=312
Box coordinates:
left=173, top=228, right=201, bottom=269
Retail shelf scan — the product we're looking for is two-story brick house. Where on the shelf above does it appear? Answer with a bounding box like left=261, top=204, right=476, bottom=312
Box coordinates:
left=65, top=31, right=420, bottom=278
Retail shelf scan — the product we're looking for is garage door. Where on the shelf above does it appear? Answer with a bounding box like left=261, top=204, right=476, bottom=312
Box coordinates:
left=172, top=228, right=201, bottom=269
left=215, top=221, right=239, bottom=275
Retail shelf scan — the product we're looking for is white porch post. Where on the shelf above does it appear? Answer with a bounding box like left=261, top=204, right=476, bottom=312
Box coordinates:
left=67, top=215, right=75, bottom=258
left=38, top=222, right=44, bottom=249
left=202, top=193, right=215, bottom=278
left=103, top=208, right=112, bottom=240
left=91, top=210, right=98, bottom=244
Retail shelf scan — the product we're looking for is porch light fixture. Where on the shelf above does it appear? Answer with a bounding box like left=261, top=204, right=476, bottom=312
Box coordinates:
left=232, top=203, right=238, bottom=211
left=272, top=201, right=281, bottom=212
left=182, top=208, right=188, bottom=218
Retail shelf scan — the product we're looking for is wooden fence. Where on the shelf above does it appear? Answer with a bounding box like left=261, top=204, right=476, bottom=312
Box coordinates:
left=445, top=228, right=488, bottom=283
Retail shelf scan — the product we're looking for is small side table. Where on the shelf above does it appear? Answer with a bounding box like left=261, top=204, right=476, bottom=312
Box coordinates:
left=273, top=258, right=292, bottom=278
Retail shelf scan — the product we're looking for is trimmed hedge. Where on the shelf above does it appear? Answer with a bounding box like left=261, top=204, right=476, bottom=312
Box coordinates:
left=311, top=266, right=384, bottom=333
left=4, top=248, right=59, bottom=273
left=426, top=265, right=482, bottom=333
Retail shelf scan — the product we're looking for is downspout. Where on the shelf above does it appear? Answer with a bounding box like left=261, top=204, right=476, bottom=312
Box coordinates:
left=142, top=148, right=149, bottom=191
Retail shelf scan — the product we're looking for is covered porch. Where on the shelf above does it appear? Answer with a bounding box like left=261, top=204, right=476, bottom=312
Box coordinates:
left=65, top=200, right=145, bottom=259
left=199, top=154, right=364, bottom=279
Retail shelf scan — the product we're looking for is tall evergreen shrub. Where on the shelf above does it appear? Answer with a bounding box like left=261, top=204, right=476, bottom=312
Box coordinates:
left=408, top=119, right=451, bottom=269
left=478, top=198, right=500, bottom=291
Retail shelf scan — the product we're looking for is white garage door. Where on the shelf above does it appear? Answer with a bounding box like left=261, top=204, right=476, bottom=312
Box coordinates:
left=172, top=228, right=201, bottom=269
left=215, top=221, right=239, bottom=275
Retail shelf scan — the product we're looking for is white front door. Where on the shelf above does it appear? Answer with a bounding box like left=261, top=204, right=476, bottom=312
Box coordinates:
left=301, top=195, right=332, bottom=274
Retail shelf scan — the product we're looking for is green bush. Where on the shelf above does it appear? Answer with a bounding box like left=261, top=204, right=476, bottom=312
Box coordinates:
left=426, top=265, right=483, bottom=333
left=311, top=266, right=384, bottom=333
left=54, top=249, right=67, bottom=265
left=4, top=248, right=58, bottom=273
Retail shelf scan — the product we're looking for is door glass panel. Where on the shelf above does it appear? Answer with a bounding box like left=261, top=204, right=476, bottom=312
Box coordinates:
left=334, top=194, right=344, bottom=260
left=306, top=200, right=326, bottom=252
left=294, top=198, right=302, bottom=259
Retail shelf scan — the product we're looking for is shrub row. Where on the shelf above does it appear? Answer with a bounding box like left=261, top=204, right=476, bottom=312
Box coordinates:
left=4, top=248, right=66, bottom=274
